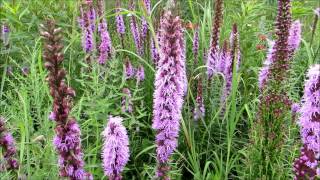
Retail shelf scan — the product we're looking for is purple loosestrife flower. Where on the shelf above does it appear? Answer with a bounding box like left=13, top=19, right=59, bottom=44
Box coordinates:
left=193, top=78, right=205, bottom=121
left=97, top=0, right=113, bottom=64
left=121, top=88, right=133, bottom=113
left=207, top=0, right=223, bottom=78
left=294, top=65, right=320, bottom=178
left=124, top=59, right=135, bottom=79
left=151, top=31, right=160, bottom=67
left=141, top=0, right=151, bottom=40
left=0, top=117, right=19, bottom=171
left=152, top=10, right=186, bottom=179
left=40, top=20, right=92, bottom=180
left=1, top=24, right=9, bottom=47
left=288, top=20, right=301, bottom=58
left=115, top=0, right=126, bottom=46
left=129, top=1, right=143, bottom=56
left=102, top=116, right=129, bottom=180
left=192, top=26, right=200, bottom=66
left=136, top=65, right=145, bottom=83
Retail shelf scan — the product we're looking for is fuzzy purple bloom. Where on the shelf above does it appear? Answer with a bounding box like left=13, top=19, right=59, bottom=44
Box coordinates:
left=97, top=0, right=113, bottom=64
left=124, top=59, right=135, bottom=80
left=141, top=0, right=151, bottom=39
left=102, top=116, right=129, bottom=180
left=152, top=10, right=186, bottom=179
left=288, top=20, right=302, bottom=58
left=207, top=0, right=223, bottom=78
left=79, top=2, right=96, bottom=53
left=121, top=88, right=133, bottom=113
left=136, top=65, right=145, bottom=83
left=115, top=0, right=126, bottom=37
left=151, top=31, right=160, bottom=66
left=193, top=27, right=200, bottom=65
left=129, top=2, right=143, bottom=56
left=0, top=117, right=19, bottom=171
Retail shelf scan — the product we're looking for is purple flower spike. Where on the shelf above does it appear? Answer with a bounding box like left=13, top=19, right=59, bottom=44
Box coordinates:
left=79, top=2, right=96, bottom=54
left=41, top=20, right=92, bottom=179
left=229, top=24, right=241, bottom=71
left=0, top=117, right=19, bottom=171
left=124, top=59, right=135, bottom=80
left=115, top=0, right=126, bottom=46
left=152, top=10, right=186, bottom=179
left=141, top=0, right=151, bottom=40
left=207, top=0, right=223, bottom=78
left=97, top=0, right=113, bottom=64
left=151, top=31, right=160, bottom=67
left=136, top=65, right=145, bottom=83
left=121, top=88, right=133, bottom=113
left=102, top=116, right=129, bottom=180
left=293, top=64, right=320, bottom=179
left=193, top=27, right=200, bottom=65
left=288, top=20, right=301, bottom=58
left=129, top=1, right=143, bottom=56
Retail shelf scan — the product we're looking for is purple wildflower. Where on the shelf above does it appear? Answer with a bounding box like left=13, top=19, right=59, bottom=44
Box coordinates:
left=124, top=59, right=135, bottom=79
left=121, top=88, right=133, bottom=113
left=288, top=20, right=301, bottom=58
left=193, top=26, right=200, bottom=65
left=293, top=146, right=318, bottom=179
left=151, top=31, right=160, bottom=66
left=136, top=65, right=145, bottom=83
left=297, top=64, right=320, bottom=156
left=193, top=78, right=205, bottom=121
left=207, top=0, right=223, bottom=78
left=97, top=0, right=113, bottom=64
left=0, top=117, right=19, bottom=171
left=79, top=2, right=96, bottom=53
left=152, top=10, right=186, bottom=179
left=291, top=102, right=300, bottom=122
left=102, top=116, right=130, bottom=180
left=115, top=0, right=126, bottom=46
left=1, top=24, right=9, bottom=46
left=129, top=1, right=143, bottom=56
left=141, top=0, right=151, bottom=40
left=229, top=24, right=241, bottom=71
left=40, top=20, right=92, bottom=180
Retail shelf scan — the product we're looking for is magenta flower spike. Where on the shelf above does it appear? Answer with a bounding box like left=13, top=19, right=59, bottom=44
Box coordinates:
left=207, top=0, right=223, bottom=78
left=79, top=1, right=96, bottom=54
left=40, top=20, right=92, bottom=180
left=129, top=1, right=143, bottom=56
left=0, top=117, right=19, bottom=171
left=102, top=116, right=129, bottom=180
left=288, top=20, right=302, bottom=58
left=136, top=65, right=145, bottom=83
left=152, top=10, right=186, bottom=179
left=97, top=0, right=113, bottom=64
left=294, top=64, right=320, bottom=179
left=141, top=0, right=151, bottom=40
left=115, top=0, right=126, bottom=46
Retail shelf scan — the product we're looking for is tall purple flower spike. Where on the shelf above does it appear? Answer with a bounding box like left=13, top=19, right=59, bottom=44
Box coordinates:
left=97, top=0, right=113, bottom=64
left=207, top=0, right=223, bottom=78
left=293, top=64, right=320, bottom=179
left=115, top=0, right=126, bottom=46
left=259, top=18, right=301, bottom=90
left=79, top=1, right=96, bottom=54
left=40, top=20, right=92, bottom=180
left=152, top=10, right=186, bottom=179
left=151, top=31, right=160, bottom=67
left=136, top=65, right=145, bottom=83
left=121, top=88, right=133, bottom=113
left=129, top=1, right=143, bottom=56
left=102, top=116, right=129, bottom=180
left=192, top=26, right=200, bottom=65
left=141, top=0, right=151, bottom=40
left=124, top=59, right=135, bottom=80
left=0, top=117, right=19, bottom=171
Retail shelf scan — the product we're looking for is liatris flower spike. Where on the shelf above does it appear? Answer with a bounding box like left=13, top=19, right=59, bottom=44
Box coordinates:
left=115, top=0, right=126, bottom=47
left=97, top=0, right=113, bottom=64
left=152, top=10, right=186, bottom=179
left=207, top=0, right=223, bottom=78
left=102, top=116, right=130, bottom=180
left=129, top=1, right=143, bottom=56
left=79, top=1, right=96, bottom=55
left=294, top=64, right=320, bottom=179
left=40, top=20, right=92, bottom=180
left=141, top=0, right=151, bottom=40
left=0, top=117, right=19, bottom=171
